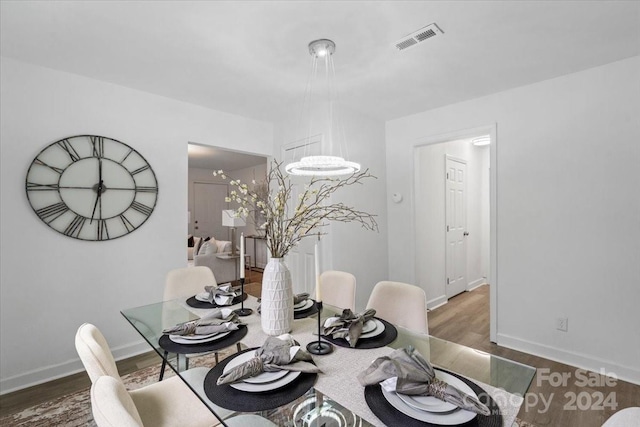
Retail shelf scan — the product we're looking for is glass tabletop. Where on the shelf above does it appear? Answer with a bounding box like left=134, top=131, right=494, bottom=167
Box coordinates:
left=122, top=297, right=535, bottom=426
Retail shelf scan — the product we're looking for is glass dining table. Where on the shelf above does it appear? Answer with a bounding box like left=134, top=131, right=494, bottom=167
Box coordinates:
left=122, top=295, right=535, bottom=427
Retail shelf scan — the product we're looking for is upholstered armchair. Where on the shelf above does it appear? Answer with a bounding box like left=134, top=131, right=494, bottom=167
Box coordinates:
left=193, top=238, right=237, bottom=284
left=187, top=235, right=202, bottom=260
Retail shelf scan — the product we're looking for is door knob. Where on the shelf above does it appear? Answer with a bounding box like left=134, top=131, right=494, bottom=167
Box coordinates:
left=463, top=231, right=469, bottom=236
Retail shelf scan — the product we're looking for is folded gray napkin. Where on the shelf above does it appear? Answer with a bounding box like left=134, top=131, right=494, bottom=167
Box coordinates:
left=162, top=308, right=241, bottom=336
left=294, top=293, right=310, bottom=305
left=216, top=334, right=321, bottom=385
left=321, top=308, right=376, bottom=347
left=204, top=284, right=240, bottom=305
left=358, top=346, right=491, bottom=415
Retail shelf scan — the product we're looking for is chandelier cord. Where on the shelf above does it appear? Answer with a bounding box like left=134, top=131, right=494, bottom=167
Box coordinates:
left=285, top=39, right=360, bottom=176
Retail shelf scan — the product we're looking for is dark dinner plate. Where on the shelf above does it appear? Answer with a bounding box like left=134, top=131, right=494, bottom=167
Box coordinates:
left=158, top=324, right=247, bottom=354
left=294, top=300, right=319, bottom=319
left=364, top=368, right=503, bottom=427
left=186, top=292, right=248, bottom=308
left=203, top=347, right=318, bottom=411
left=321, top=317, right=398, bottom=349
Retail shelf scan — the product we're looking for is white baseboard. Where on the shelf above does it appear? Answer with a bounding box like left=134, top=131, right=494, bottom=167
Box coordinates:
left=467, top=279, right=486, bottom=291
left=427, top=295, right=448, bottom=310
left=0, top=340, right=150, bottom=395
left=497, top=333, right=640, bottom=386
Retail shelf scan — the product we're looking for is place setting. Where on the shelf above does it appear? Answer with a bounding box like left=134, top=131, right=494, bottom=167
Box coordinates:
left=292, top=292, right=319, bottom=319
left=185, top=283, right=248, bottom=309
left=158, top=308, right=248, bottom=354
left=319, top=308, right=398, bottom=349
left=256, top=293, right=318, bottom=319
left=358, top=346, right=503, bottom=426
left=204, top=334, right=321, bottom=412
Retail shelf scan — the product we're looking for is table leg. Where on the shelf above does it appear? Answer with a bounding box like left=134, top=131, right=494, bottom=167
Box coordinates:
left=159, top=351, right=168, bottom=381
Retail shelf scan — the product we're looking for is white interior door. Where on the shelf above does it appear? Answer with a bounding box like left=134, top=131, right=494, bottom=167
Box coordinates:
left=445, top=156, right=468, bottom=298
left=193, top=182, right=228, bottom=239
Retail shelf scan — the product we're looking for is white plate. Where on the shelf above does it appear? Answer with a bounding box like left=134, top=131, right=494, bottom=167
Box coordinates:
left=359, top=319, right=385, bottom=339
left=169, top=331, right=231, bottom=344
left=231, top=370, right=300, bottom=392
left=361, top=319, right=376, bottom=334
left=173, top=332, right=219, bottom=341
left=215, top=295, right=236, bottom=306
left=396, top=370, right=474, bottom=413
left=294, top=299, right=308, bottom=309
left=195, top=292, right=213, bottom=302
left=381, top=374, right=478, bottom=425
left=294, top=299, right=314, bottom=312
left=223, top=350, right=300, bottom=389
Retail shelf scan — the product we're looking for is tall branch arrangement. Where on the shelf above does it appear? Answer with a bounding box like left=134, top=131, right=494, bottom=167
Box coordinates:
left=214, top=160, right=378, bottom=258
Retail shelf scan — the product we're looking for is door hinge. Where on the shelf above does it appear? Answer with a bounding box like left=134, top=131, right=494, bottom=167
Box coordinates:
left=446, top=172, right=449, bottom=179
left=446, top=225, right=449, bottom=232
left=447, top=278, right=450, bottom=285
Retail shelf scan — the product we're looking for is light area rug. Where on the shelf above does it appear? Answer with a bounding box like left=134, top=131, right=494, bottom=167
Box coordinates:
left=0, top=352, right=222, bottom=427
left=1, top=349, right=537, bottom=427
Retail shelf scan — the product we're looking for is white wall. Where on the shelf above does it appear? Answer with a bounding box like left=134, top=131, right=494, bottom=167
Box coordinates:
left=0, top=57, right=273, bottom=393
left=275, top=105, right=389, bottom=311
left=414, top=138, right=489, bottom=307
left=386, top=56, right=640, bottom=384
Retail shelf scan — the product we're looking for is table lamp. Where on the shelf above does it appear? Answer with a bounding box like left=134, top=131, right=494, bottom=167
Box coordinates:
left=222, top=210, right=246, bottom=256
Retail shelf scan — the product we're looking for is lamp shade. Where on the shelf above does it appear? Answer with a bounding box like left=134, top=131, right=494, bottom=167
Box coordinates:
left=222, top=210, right=246, bottom=227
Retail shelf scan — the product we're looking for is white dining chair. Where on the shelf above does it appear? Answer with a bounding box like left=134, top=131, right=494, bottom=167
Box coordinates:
left=163, top=266, right=217, bottom=301
left=76, top=323, right=219, bottom=427
left=319, top=270, right=356, bottom=311
left=601, top=407, right=640, bottom=427
left=91, top=376, right=143, bottom=427
left=366, top=281, right=429, bottom=334
left=162, top=266, right=242, bottom=380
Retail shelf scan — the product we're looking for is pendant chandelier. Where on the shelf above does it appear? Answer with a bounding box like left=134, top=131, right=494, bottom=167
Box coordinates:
left=285, top=39, right=361, bottom=176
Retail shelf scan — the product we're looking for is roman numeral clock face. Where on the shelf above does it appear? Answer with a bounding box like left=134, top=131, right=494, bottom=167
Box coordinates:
left=26, top=135, right=158, bottom=241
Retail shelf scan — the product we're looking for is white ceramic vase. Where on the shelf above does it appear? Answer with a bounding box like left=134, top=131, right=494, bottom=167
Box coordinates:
left=260, top=257, right=294, bottom=336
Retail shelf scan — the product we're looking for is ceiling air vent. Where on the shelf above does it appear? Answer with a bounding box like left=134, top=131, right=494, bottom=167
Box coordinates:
left=393, top=23, right=443, bottom=52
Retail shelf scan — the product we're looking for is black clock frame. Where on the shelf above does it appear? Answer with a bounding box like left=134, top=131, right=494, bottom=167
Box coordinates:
left=25, top=135, right=159, bottom=241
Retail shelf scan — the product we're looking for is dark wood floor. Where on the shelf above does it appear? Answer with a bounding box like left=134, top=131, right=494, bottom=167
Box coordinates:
left=0, top=350, right=163, bottom=416
left=427, top=285, right=640, bottom=426
left=0, top=267, right=263, bottom=418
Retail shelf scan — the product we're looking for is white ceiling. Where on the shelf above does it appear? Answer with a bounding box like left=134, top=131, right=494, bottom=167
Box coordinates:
left=1, top=1, right=638, bottom=125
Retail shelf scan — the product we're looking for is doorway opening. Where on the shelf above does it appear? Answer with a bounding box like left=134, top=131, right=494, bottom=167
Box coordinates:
left=413, top=125, right=496, bottom=341
left=187, top=142, right=269, bottom=277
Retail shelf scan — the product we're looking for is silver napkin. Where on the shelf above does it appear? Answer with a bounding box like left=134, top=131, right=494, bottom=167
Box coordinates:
left=321, top=308, right=376, bottom=347
left=204, top=284, right=240, bottom=305
left=162, top=308, right=241, bottom=336
left=216, top=334, right=321, bottom=385
left=294, top=293, right=310, bottom=305
left=357, top=346, right=491, bottom=415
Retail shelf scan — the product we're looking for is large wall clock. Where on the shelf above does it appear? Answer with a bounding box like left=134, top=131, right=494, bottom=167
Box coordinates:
left=25, top=135, right=158, bottom=241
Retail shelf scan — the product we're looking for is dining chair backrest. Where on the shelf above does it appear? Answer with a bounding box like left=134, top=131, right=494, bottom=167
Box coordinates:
left=163, top=266, right=217, bottom=301
left=601, top=407, right=640, bottom=427
left=75, top=323, right=121, bottom=384
left=366, top=281, right=428, bottom=334
left=319, top=270, right=356, bottom=311
left=91, top=375, right=144, bottom=427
